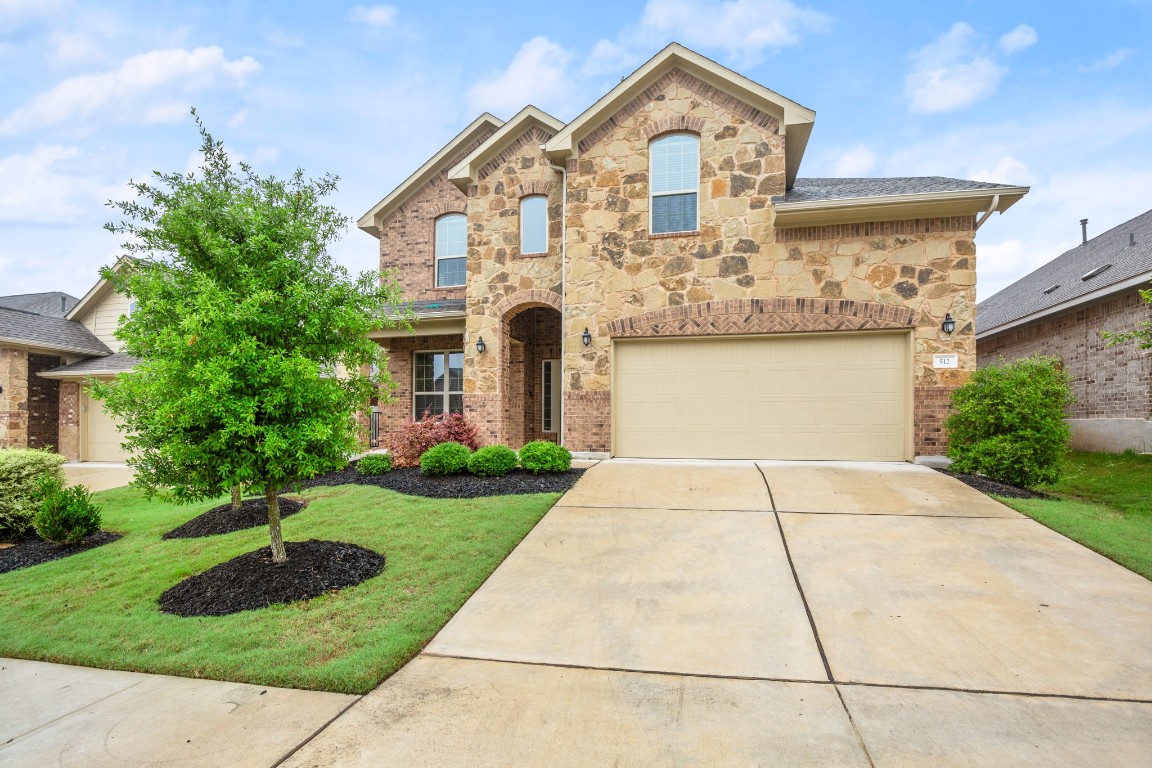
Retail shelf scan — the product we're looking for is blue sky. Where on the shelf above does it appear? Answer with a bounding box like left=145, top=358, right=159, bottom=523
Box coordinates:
left=1, top=0, right=1150, bottom=302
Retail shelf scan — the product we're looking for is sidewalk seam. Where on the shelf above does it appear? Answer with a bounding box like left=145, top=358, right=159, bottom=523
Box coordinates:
left=0, top=678, right=147, bottom=749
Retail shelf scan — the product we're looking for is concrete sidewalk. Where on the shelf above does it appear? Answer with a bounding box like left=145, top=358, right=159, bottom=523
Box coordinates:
left=285, top=460, right=1152, bottom=767
left=0, top=659, right=355, bottom=767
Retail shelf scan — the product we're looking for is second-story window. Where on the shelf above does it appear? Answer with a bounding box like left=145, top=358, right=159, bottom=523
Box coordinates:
left=520, top=195, right=548, bottom=255
left=650, top=133, right=699, bottom=235
left=435, top=213, right=466, bottom=287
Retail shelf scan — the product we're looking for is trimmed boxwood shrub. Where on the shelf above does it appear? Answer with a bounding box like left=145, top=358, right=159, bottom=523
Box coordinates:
left=467, top=445, right=518, bottom=477
left=420, top=442, right=472, bottom=476
left=356, top=453, right=393, bottom=476
left=386, top=411, right=480, bottom=467
left=33, top=475, right=102, bottom=545
left=946, top=354, right=1074, bottom=489
left=0, top=448, right=67, bottom=539
left=519, top=440, right=572, bottom=474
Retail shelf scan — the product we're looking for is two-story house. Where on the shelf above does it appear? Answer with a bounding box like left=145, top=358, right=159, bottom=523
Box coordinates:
left=361, top=42, right=1027, bottom=462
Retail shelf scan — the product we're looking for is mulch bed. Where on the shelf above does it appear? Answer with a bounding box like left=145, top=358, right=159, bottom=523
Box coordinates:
left=296, top=464, right=586, bottom=499
left=935, top=468, right=1050, bottom=499
left=159, top=539, right=385, bottom=617
left=0, top=531, right=122, bottom=575
left=162, top=497, right=307, bottom=539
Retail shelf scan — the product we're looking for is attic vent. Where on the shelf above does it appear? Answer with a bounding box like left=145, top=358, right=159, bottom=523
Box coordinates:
left=1081, top=264, right=1112, bottom=281
left=1042, top=284, right=1060, bottom=294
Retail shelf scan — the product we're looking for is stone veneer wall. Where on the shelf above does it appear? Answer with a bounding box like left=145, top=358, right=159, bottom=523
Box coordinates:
left=27, top=355, right=62, bottom=451
left=0, top=348, right=28, bottom=449
left=978, top=288, right=1152, bottom=420
left=376, top=126, right=497, bottom=302
left=58, top=380, right=80, bottom=460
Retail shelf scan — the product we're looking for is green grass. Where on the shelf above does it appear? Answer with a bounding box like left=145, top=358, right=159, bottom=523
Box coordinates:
left=996, top=451, right=1152, bottom=581
left=0, top=483, right=560, bottom=694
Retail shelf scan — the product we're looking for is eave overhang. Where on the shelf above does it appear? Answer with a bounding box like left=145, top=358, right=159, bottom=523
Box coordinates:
left=447, top=106, right=566, bottom=191
left=772, top=186, right=1030, bottom=228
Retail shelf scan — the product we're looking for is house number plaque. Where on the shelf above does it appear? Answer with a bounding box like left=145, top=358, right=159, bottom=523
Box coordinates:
left=932, top=354, right=959, bottom=369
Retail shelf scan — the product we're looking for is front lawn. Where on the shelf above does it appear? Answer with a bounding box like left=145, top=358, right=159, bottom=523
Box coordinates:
left=996, top=451, right=1152, bottom=581
left=0, top=483, right=560, bottom=694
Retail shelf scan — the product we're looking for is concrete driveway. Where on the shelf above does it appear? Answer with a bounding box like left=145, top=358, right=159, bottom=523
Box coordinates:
left=62, top=463, right=134, bottom=492
left=284, top=459, right=1152, bottom=766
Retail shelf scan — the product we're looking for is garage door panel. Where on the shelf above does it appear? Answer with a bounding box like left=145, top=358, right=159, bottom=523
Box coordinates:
left=83, top=390, right=129, bottom=463
left=614, top=333, right=909, bottom=461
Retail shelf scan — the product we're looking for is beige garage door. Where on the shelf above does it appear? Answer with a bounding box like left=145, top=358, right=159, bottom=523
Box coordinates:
left=613, top=332, right=910, bottom=461
left=83, top=389, right=128, bottom=462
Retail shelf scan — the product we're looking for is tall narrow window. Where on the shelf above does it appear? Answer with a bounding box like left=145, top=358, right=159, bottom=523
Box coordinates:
left=542, top=359, right=561, bottom=433
left=435, top=214, right=466, bottom=287
left=650, top=133, right=699, bottom=234
left=520, top=195, right=548, bottom=255
left=414, top=350, right=464, bottom=416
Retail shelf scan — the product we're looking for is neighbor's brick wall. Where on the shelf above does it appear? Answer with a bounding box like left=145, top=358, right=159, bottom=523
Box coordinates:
left=978, top=288, right=1152, bottom=419
left=0, top=347, right=28, bottom=449
left=58, top=380, right=80, bottom=460
left=376, top=127, right=497, bottom=302
left=27, top=355, right=62, bottom=451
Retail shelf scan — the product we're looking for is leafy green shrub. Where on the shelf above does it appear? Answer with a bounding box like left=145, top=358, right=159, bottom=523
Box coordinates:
left=419, top=442, right=472, bottom=476
left=467, top=445, right=518, bottom=477
left=946, top=354, right=1074, bottom=488
left=518, top=441, right=572, bottom=474
left=0, top=449, right=67, bottom=539
left=357, top=453, right=393, bottom=475
left=33, top=475, right=102, bottom=545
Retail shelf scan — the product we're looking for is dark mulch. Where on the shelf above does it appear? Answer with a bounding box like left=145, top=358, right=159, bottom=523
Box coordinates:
left=296, top=463, right=585, bottom=499
left=159, top=539, right=385, bottom=617
left=0, top=531, right=122, bottom=575
left=162, top=497, right=308, bottom=540
left=935, top=468, right=1050, bottom=499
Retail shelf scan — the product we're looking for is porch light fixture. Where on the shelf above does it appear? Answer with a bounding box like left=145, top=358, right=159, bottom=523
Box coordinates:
left=941, top=313, right=956, bottom=335
left=475, top=335, right=486, bottom=354
left=582, top=327, right=592, bottom=346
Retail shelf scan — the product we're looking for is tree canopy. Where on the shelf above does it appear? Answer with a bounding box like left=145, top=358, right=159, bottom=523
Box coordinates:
left=93, top=112, right=407, bottom=561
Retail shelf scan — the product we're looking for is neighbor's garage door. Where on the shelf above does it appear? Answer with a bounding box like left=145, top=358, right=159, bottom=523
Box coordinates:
left=82, top=389, right=128, bottom=462
left=613, top=332, right=910, bottom=461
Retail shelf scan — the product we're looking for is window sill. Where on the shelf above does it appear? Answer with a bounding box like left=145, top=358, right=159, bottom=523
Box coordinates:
left=515, top=251, right=553, bottom=259
left=649, top=230, right=700, bottom=240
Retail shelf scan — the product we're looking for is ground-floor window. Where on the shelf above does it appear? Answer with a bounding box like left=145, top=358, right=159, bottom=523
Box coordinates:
left=414, top=350, right=463, bottom=417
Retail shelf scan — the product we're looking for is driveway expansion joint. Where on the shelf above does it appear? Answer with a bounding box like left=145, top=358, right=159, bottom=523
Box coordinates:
left=835, top=679, right=1152, bottom=706
left=270, top=693, right=366, bottom=768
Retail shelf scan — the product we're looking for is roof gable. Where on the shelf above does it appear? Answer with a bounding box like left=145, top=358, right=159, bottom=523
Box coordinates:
left=357, top=113, right=504, bottom=237
left=544, top=42, right=815, bottom=189
left=447, top=106, right=565, bottom=190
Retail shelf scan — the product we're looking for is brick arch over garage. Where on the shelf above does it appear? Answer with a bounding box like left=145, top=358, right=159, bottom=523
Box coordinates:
left=602, top=298, right=916, bottom=338
left=494, top=289, right=562, bottom=320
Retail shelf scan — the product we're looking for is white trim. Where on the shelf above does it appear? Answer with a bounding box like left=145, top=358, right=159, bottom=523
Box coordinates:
left=541, top=359, right=560, bottom=433
left=519, top=195, right=549, bottom=255
left=649, top=133, right=700, bottom=236
left=0, top=337, right=111, bottom=357
left=433, top=213, right=467, bottom=288
left=977, top=270, right=1152, bottom=339
left=412, top=348, right=464, bottom=418
left=772, top=186, right=1029, bottom=228
left=447, top=106, right=566, bottom=189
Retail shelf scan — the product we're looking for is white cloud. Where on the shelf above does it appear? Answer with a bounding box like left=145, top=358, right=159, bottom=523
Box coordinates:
left=829, top=144, right=876, bottom=177
left=0, top=47, right=261, bottom=135
left=0, top=144, right=97, bottom=223
left=1079, top=48, right=1135, bottom=73
left=636, top=0, right=830, bottom=64
left=970, top=156, right=1032, bottom=186
left=0, top=0, right=64, bottom=31
left=905, top=22, right=1006, bottom=113
left=998, top=24, right=1037, bottom=55
left=347, top=5, right=397, bottom=27
left=467, top=37, right=575, bottom=117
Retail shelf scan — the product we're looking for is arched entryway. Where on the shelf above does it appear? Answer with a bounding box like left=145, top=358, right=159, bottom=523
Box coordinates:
left=501, top=305, right=562, bottom=448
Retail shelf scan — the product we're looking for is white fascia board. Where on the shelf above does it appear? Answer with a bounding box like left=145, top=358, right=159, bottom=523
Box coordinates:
left=977, top=270, right=1152, bottom=339
left=0, top=336, right=111, bottom=357
left=447, top=106, right=566, bottom=189
left=772, top=186, right=1029, bottom=227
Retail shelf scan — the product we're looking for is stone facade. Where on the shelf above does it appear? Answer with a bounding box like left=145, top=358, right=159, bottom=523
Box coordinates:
left=0, top=348, right=28, bottom=449
left=978, top=288, right=1152, bottom=421
left=58, top=380, right=80, bottom=460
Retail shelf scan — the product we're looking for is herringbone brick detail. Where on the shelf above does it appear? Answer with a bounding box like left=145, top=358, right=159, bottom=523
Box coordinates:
left=604, top=298, right=915, bottom=338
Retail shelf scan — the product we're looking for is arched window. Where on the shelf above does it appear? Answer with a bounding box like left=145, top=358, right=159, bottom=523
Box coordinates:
left=650, top=133, right=699, bottom=235
left=434, top=214, right=467, bottom=287
left=520, top=195, right=548, bottom=255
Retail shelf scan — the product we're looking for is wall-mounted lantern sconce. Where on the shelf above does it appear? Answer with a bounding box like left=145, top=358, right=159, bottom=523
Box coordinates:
left=582, top=327, right=592, bottom=346
left=475, top=335, right=486, bottom=354
left=941, top=313, right=956, bottom=335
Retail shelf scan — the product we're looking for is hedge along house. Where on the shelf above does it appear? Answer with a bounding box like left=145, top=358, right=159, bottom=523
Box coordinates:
left=977, top=209, right=1152, bottom=453
left=359, top=43, right=1028, bottom=461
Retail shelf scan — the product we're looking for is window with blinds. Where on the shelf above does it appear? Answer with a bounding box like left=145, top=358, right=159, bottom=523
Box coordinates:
left=650, top=133, right=699, bottom=235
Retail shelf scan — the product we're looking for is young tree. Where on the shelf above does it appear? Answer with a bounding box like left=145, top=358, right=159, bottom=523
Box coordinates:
left=93, top=112, right=406, bottom=562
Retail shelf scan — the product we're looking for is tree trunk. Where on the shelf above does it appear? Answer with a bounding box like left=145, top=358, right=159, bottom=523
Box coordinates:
left=231, top=485, right=242, bottom=511
left=265, top=488, right=287, bottom=563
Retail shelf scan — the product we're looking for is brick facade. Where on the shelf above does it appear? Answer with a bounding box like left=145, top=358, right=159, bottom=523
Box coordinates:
left=27, top=354, right=62, bottom=451
left=978, top=288, right=1152, bottom=420
left=374, top=333, right=465, bottom=444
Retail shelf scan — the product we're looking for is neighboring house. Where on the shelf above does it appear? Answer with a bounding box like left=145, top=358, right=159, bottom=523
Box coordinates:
left=977, top=209, right=1152, bottom=452
left=0, top=274, right=138, bottom=462
left=360, top=43, right=1028, bottom=461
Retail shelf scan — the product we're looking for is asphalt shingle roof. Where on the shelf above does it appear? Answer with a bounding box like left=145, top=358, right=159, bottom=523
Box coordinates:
left=40, top=353, right=138, bottom=377
left=977, top=208, right=1152, bottom=334
left=0, top=306, right=112, bottom=356
left=781, top=177, right=1019, bottom=204
left=0, top=291, right=79, bottom=318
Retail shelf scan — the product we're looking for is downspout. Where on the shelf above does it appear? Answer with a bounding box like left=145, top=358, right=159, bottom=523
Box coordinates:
left=974, top=194, right=1000, bottom=231
left=546, top=154, right=568, bottom=448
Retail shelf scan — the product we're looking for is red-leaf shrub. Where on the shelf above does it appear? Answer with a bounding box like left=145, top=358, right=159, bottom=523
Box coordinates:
left=386, top=411, right=480, bottom=467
